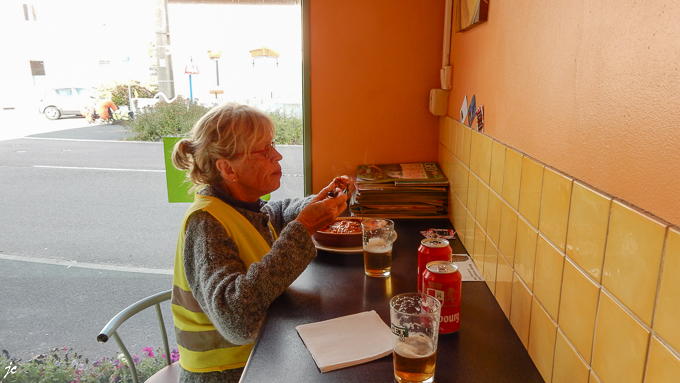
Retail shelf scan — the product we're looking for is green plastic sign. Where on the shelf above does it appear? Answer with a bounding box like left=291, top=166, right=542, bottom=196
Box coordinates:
left=163, top=136, right=194, bottom=203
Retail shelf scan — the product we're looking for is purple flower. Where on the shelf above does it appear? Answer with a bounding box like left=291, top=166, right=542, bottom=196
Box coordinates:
left=170, top=350, right=180, bottom=363
left=133, top=353, right=139, bottom=364
left=142, top=347, right=154, bottom=358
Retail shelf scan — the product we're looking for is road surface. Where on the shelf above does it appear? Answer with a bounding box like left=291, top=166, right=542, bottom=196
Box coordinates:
left=0, top=111, right=304, bottom=360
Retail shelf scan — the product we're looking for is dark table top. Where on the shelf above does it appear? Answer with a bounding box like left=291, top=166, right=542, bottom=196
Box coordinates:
left=240, top=219, right=544, bottom=383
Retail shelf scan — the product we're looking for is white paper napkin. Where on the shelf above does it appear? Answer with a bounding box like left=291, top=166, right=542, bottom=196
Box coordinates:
left=295, top=310, right=393, bottom=373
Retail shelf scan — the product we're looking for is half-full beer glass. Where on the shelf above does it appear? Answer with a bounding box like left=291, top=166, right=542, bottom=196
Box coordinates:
left=361, top=218, right=395, bottom=277
left=390, top=293, right=442, bottom=383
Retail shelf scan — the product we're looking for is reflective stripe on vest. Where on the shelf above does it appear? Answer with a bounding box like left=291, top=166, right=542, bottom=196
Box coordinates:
left=172, top=194, right=276, bottom=373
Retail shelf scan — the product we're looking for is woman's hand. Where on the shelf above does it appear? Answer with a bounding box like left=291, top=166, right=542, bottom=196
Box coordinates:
left=295, top=176, right=351, bottom=234
left=326, top=175, right=350, bottom=198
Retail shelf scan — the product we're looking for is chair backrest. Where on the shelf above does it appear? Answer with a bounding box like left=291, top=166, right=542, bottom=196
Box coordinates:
left=97, top=290, right=173, bottom=383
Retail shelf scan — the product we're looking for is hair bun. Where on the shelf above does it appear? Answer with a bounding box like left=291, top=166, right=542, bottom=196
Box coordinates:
left=179, top=138, right=194, bottom=155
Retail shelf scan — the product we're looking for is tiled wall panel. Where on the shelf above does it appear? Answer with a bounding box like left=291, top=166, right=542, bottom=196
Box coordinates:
left=438, top=118, right=680, bottom=383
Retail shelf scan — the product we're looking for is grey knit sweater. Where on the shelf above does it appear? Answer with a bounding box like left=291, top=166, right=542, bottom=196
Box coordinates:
left=177, top=186, right=316, bottom=383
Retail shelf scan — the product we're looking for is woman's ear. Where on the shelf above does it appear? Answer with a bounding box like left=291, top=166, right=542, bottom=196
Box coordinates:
left=216, top=158, right=237, bottom=182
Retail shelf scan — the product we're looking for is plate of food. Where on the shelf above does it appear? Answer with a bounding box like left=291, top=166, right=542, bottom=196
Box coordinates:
left=312, top=218, right=363, bottom=253
left=312, top=218, right=397, bottom=254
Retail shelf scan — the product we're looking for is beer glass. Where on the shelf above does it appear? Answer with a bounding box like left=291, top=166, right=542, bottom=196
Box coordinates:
left=361, top=218, right=395, bottom=277
left=389, top=293, right=442, bottom=383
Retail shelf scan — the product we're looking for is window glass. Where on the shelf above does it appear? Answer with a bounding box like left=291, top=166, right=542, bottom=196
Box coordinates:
left=76, top=88, right=95, bottom=97
left=0, top=0, right=305, bottom=365
left=55, top=88, right=72, bottom=96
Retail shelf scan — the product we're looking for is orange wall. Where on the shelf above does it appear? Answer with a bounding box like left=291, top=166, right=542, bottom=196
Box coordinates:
left=448, top=1, right=680, bottom=225
left=309, top=0, right=444, bottom=191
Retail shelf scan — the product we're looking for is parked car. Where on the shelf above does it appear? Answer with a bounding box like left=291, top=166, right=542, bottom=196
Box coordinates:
left=38, top=87, right=97, bottom=120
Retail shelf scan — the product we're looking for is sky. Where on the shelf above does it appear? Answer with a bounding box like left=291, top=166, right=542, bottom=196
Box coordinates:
left=0, top=0, right=302, bottom=109
left=167, top=3, right=303, bottom=105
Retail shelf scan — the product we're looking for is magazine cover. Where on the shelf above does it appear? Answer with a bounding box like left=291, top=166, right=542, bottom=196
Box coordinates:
left=356, top=162, right=448, bottom=185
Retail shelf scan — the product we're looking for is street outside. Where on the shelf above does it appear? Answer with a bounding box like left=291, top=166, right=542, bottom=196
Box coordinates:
left=0, top=108, right=304, bottom=361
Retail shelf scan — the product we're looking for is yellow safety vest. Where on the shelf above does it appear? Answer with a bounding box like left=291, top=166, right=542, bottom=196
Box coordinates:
left=171, top=194, right=277, bottom=373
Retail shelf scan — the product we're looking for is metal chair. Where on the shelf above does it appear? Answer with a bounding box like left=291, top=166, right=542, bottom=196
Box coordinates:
left=97, top=290, right=178, bottom=383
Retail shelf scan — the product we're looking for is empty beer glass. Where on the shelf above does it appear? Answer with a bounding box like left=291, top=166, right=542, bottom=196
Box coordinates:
left=389, top=293, right=442, bottom=383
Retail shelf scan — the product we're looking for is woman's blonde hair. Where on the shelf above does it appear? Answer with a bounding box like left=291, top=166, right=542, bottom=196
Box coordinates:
left=171, top=102, right=274, bottom=193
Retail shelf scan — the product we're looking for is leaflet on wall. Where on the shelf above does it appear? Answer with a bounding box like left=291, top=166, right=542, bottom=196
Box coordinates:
left=476, top=105, right=485, bottom=132
left=460, top=95, right=468, bottom=123
left=467, top=95, right=476, bottom=126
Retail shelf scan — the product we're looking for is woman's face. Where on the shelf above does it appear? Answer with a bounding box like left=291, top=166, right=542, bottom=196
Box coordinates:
left=228, top=132, right=283, bottom=202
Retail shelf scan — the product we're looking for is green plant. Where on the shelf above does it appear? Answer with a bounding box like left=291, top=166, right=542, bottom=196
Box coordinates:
left=122, top=97, right=209, bottom=141
left=122, top=102, right=303, bottom=144
left=0, top=347, right=179, bottom=383
left=267, top=108, right=303, bottom=145
left=98, top=81, right=158, bottom=107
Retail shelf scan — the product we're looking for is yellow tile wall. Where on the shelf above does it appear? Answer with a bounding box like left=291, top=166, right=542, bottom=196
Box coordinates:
left=438, top=118, right=680, bottom=383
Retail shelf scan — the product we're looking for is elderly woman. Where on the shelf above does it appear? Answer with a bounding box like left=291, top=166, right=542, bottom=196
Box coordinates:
left=170, top=103, right=349, bottom=383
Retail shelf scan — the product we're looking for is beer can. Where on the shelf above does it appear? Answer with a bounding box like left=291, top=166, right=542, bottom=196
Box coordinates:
left=417, top=237, right=452, bottom=294
left=422, top=261, right=462, bottom=334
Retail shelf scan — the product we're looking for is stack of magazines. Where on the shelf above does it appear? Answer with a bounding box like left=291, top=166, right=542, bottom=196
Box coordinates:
left=349, top=162, right=449, bottom=219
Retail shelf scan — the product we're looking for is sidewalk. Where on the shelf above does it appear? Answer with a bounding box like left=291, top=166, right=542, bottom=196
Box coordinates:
left=0, top=108, right=96, bottom=142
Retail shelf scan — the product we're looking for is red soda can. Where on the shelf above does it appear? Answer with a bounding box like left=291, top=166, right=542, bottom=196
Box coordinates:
left=417, top=237, right=452, bottom=294
left=422, top=261, right=462, bottom=333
